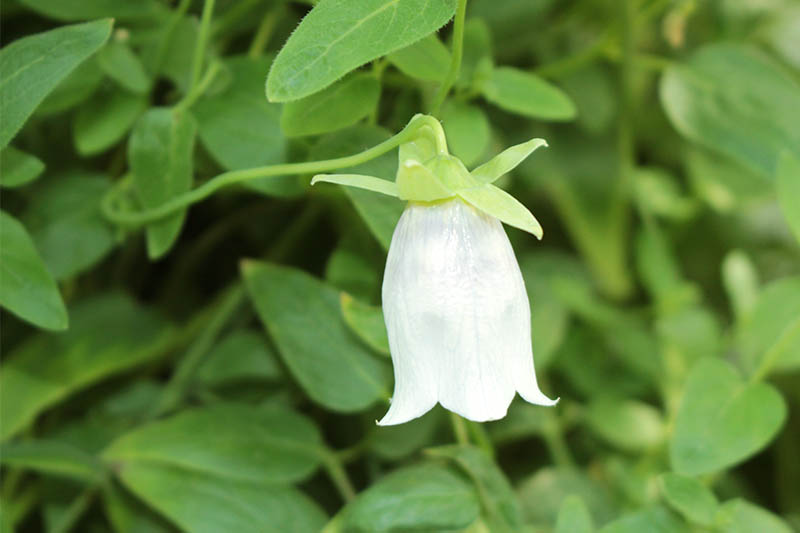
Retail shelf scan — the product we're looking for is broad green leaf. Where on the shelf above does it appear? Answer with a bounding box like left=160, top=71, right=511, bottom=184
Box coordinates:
left=714, top=499, right=793, bottom=533
left=659, top=473, right=718, bottom=526
left=310, top=126, right=404, bottom=250
left=16, top=0, right=165, bottom=21
left=325, top=232, right=382, bottom=300
left=488, top=402, right=548, bottom=443
left=35, top=57, right=105, bottom=116
left=776, top=151, right=800, bottom=243
left=281, top=74, right=380, bottom=137
left=558, top=64, right=616, bottom=134
left=0, top=440, right=104, bottom=484
left=738, top=277, right=800, bottom=373
left=635, top=222, right=696, bottom=312
left=74, top=87, right=148, bottom=155
left=458, top=18, right=492, bottom=89
left=670, top=357, right=787, bottom=475
left=762, top=4, right=800, bottom=70
left=585, top=397, right=665, bottom=452
left=340, top=292, right=390, bottom=355
left=722, top=250, right=759, bottom=321
left=312, top=173, right=399, bottom=197
left=97, top=40, right=150, bottom=94
left=387, top=34, right=451, bottom=82
left=482, top=67, right=576, bottom=121
left=458, top=184, right=543, bottom=238
left=267, top=0, right=457, bottom=101
left=0, top=146, right=44, bottom=188
left=104, top=404, right=323, bottom=484
left=555, top=495, right=594, bottom=533
left=0, top=210, right=67, bottom=331
left=685, top=147, right=772, bottom=212
left=22, top=173, right=116, bottom=279
left=341, top=464, right=480, bottom=532
left=195, top=330, right=283, bottom=388
left=142, top=16, right=198, bottom=93
left=517, top=467, right=618, bottom=527
left=369, top=410, right=441, bottom=459
left=242, top=261, right=389, bottom=411
left=427, top=445, right=523, bottom=530
left=471, top=137, right=547, bottom=184
left=660, top=44, right=800, bottom=180
left=634, top=167, right=697, bottom=220
left=129, top=107, right=196, bottom=260
left=441, top=101, right=491, bottom=167
left=102, top=482, right=173, bottom=533
left=0, top=293, right=173, bottom=441
left=193, top=56, right=301, bottom=198
left=0, top=19, right=112, bottom=148
left=599, top=505, right=688, bottom=533
left=656, top=306, right=722, bottom=366
left=116, top=462, right=327, bottom=533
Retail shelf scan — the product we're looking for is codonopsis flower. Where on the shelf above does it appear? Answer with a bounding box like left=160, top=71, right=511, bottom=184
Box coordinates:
left=312, top=114, right=557, bottom=425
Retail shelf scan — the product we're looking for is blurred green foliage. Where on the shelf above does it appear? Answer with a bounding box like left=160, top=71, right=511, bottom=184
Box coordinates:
left=1, top=0, right=799, bottom=532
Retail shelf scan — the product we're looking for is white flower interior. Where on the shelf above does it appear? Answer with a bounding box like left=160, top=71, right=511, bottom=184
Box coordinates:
left=379, top=199, right=556, bottom=426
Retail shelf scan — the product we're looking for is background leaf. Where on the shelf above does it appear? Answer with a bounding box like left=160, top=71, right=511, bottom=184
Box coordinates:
left=482, top=66, right=576, bottom=121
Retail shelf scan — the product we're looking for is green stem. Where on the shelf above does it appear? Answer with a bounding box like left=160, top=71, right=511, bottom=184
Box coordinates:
left=543, top=411, right=576, bottom=469
left=50, top=487, right=98, bottom=533
left=450, top=412, right=470, bottom=445
left=430, top=0, right=468, bottom=116
left=323, top=453, right=357, bottom=503
left=190, top=0, right=216, bottom=92
left=174, top=60, right=221, bottom=114
left=101, top=115, right=440, bottom=227
left=248, top=7, right=280, bottom=58
left=751, top=316, right=800, bottom=383
left=148, top=285, right=245, bottom=418
left=534, top=33, right=611, bottom=78
left=466, top=420, right=495, bottom=458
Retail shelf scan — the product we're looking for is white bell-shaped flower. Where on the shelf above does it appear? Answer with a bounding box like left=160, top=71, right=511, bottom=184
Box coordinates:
left=378, top=199, right=557, bottom=425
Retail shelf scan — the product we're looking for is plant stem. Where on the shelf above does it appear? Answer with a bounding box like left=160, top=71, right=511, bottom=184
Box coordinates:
left=466, top=420, right=495, bottom=458
left=450, top=412, right=470, bottom=445
left=323, top=453, right=357, bottom=503
left=101, top=115, right=440, bottom=226
left=190, top=0, right=216, bottom=92
left=174, top=59, right=221, bottom=114
left=50, top=487, right=98, bottom=533
left=750, top=317, right=800, bottom=383
left=431, top=0, right=468, bottom=116
left=248, top=7, right=280, bottom=58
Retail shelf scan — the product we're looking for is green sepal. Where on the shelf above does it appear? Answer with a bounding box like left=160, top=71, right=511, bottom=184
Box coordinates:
left=457, top=184, right=544, bottom=239
left=311, top=174, right=399, bottom=197
left=396, top=160, right=453, bottom=202
left=471, top=138, right=547, bottom=184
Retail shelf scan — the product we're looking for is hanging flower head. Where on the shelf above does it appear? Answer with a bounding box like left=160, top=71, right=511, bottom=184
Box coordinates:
left=313, top=115, right=557, bottom=425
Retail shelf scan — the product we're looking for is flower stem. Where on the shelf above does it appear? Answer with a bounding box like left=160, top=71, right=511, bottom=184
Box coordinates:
left=174, top=59, right=221, bottom=114
left=450, top=412, right=470, bottom=445
left=248, top=6, right=280, bottom=58
left=323, top=453, right=357, bottom=503
left=101, top=115, right=439, bottom=227
left=431, top=0, right=468, bottom=116
left=190, top=0, right=216, bottom=92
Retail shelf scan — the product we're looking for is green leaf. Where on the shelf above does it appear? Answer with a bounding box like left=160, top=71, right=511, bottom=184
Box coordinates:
left=16, top=0, right=165, bottom=21
left=0, top=440, right=104, bottom=484
left=387, top=34, right=451, bottom=82
left=193, top=56, right=301, bottom=198
left=116, top=462, right=327, bottom=533
left=35, top=57, right=105, bottom=116
left=96, top=40, right=150, bottom=93
left=685, top=147, right=772, bottom=212
left=722, top=250, right=759, bottom=321
left=0, top=293, right=173, bottom=441
left=441, top=101, right=491, bottom=167
left=599, top=505, right=688, bottom=533
left=310, top=126, right=404, bottom=250
left=427, top=445, right=523, bottom=530
left=267, top=0, right=457, bottom=101
left=340, top=292, right=390, bottom=355
left=670, top=357, right=787, bottom=475
left=0, top=19, right=112, bottom=148
left=458, top=18, right=492, bottom=89
left=104, top=404, right=323, bottom=484
left=242, top=261, right=389, bottom=412
left=0, top=146, right=44, bottom=188
left=776, top=151, right=800, bottom=243
left=281, top=74, right=380, bottom=137
left=471, top=137, right=547, bottom=184
left=458, top=184, right=543, bottom=238
left=660, top=44, right=800, bottom=180
left=714, top=499, right=793, bottom=533
left=102, top=482, right=173, bottom=533
left=369, top=410, right=441, bottom=459
left=341, top=464, right=480, bottom=532
left=0, top=210, right=67, bottom=331
left=555, top=495, right=595, bottom=533
left=312, top=173, right=399, bottom=197
left=129, top=107, right=197, bottom=260
left=21, top=173, right=116, bottom=280
left=195, top=330, right=283, bottom=388
left=585, top=397, right=665, bottom=452
left=634, top=167, right=697, bottom=221
left=74, top=87, right=148, bottom=156
left=659, top=473, right=718, bottom=526
left=738, top=277, right=800, bottom=374
left=482, top=66, right=576, bottom=121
